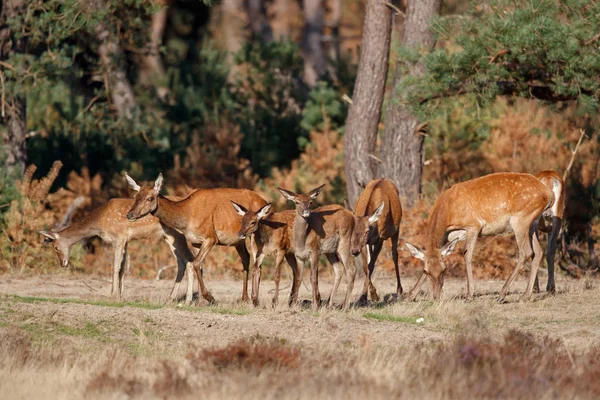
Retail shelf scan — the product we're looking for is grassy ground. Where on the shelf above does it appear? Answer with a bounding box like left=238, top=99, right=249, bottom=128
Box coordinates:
left=0, top=274, right=599, bottom=399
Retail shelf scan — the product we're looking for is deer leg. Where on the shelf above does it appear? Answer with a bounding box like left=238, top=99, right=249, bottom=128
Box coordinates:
left=286, top=254, right=301, bottom=306
left=235, top=243, right=252, bottom=302
left=391, top=233, right=403, bottom=297
left=326, top=253, right=343, bottom=309
left=357, top=246, right=370, bottom=304
left=463, top=228, right=479, bottom=302
left=408, top=272, right=427, bottom=301
left=191, top=239, right=216, bottom=304
left=251, top=251, right=266, bottom=307
left=163, top=235, right=187, bottom=302
left=366, top=241, right=383, bottom=302
left=338, top=249, right=357, bottom=311
left=524, top=226, right=544, bottom=300
left=546, top=216, right=561, bottom=293
left=271, top=250, right=285, bottom=306
left=111, top=241, right=126, bottom=299
left=500, top=220, right=534, bottom=301
left=119, top=243, right=128, bottom=296
left=310, top=252, right=321, bottom=311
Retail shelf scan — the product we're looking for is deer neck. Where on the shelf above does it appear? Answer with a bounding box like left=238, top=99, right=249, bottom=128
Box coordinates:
left=58, top=219, right=101, bottom=250
left=427, top=201, right=450, bottom=250
left=293, top=212, right=310, bottom=253
left=154, top=196, right=189, bottom=231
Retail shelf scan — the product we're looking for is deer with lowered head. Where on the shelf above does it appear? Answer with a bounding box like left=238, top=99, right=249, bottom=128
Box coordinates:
left=230, top=202, right=299, bottom=306
left=351, top=178, right=403, bottom=304
left=39, top=197, right=196, bottom=301
left=404, top=172, right=555, bottom=302
left=278, top=184, right=362, bottom=311
left=125, top=173, right=268, bottom=304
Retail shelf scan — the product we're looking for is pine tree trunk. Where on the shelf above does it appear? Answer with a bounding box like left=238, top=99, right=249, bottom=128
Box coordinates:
left=247, top=0, right=273, bottom=42
left=302, top=0, right=326, bottom=86
left=379, top=0, right=441, bottom=207
left=138, top=7, right=169, bottom=100
left=219, top=0, right=248, bottom=81
left=0, top=0, right=27, bottom=174
left=271, top=0, right=298, bottom=39
left=343, top=0, right=392, bottom=207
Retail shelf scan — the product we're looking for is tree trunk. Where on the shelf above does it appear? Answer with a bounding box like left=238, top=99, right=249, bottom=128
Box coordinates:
left=302, top=0, right=326, bottom=87
left=247, top=0, right=273, bottom=42
left=0, top=0, right=27, bottom=174
left=138, top=7, right=169, bottom=100
left=220, top=0, right=248, bottom=81
left=271, top=0, right=298, bottom=40
left=379, top=0, right=441, bottom=207
left=343, top=0, right=392, bottom=207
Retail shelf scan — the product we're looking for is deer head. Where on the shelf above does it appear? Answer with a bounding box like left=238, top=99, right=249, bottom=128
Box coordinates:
left=231, top=201, right=272, bottom=239
left=277, top=184, right=325, bottom=218
left=125, top=173, right=163, bottom=221
left=39, top=231, right=70, bottom=268
left=404, top=235, right=462, bottom=300
left=350, top=202, right=385, bottom=256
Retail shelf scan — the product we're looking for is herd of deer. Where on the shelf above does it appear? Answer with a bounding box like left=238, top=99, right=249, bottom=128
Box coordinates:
left=39, top=169, right=565, bottom=310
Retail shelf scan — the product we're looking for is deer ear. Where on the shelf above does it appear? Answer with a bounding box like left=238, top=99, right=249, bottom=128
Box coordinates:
left=154, top=173, right=164, bottom=193
left=230, top=201, right=248, bottom=216
left=39, top=230, right=59, bottom=243
left=257, top=203, right=272, bottom=219
left=125, top=173, right=141, bottom=192
left=441, top=237, right=460, bottom=258
left=368, top=202, right=385, bottom=225
left=309, top=184, right=325, bottom=200
left=405, top=242, right=425, bottom=261
left=277, top=187, right=297, bottom=202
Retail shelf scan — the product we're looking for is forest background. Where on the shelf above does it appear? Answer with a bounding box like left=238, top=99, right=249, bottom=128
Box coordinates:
left=1, top=0, right=599, bottom=282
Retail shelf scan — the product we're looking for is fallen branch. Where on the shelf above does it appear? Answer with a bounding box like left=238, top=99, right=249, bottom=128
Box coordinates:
left=562, top=128, right=587, bottom=182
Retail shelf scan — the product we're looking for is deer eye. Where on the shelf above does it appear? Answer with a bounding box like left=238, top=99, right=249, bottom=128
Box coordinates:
left=147, top=198, right=152, bottom=202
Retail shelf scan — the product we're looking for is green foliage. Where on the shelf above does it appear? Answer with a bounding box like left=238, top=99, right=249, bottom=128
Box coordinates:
left=408, top=0, right=600, bottom=116
left=301, top=81, right=347, bottom=135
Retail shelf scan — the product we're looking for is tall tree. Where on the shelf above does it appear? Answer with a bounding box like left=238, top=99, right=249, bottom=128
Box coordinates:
left=379, top=0, right=441, bottom=207
left=343, top=0, right=393, bottom=206
left=0, top=0, right=27, bottom=175
left=302, top=0, right=326, bottom=86
left=247, top=0, right=273, bottom=42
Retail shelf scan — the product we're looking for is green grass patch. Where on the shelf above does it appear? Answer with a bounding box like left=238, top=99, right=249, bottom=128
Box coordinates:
left=363, top=312, right=418, bottom=324
left=9, top=295, right=163, bottom=310
left=58, top=322, right=102, bottom=338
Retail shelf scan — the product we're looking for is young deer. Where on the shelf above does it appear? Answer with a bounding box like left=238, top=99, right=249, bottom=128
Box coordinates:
left=351, top=178, right=403, bottom=303
left=534, top=170, right=566, bottom=293
left=278, top=185, right=358, bottom=311
left=404, top=172, right=554, bottom=302
left=39, top=198, right=196, bottom=301
left=125, top=173, right=268, bottom=304
left=230, top=202, right=299, bottom=306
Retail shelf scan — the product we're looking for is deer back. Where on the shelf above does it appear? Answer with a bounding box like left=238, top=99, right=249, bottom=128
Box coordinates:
left=354, top=178, right=402, bottom=240
left=305, top=205, right=354, bottom=252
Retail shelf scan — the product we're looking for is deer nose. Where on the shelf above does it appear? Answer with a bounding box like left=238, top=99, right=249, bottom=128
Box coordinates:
left=302, top=210, right=310, bottom=218
left=126, top=212, right=135, bottom=221
left=238, top=233, right=247, bottom=240
left=351, top=249, right=361, bottom=256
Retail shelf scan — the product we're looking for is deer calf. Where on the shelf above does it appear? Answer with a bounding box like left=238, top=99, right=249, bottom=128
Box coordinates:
left=404, top=172, right=554, bottom=302
left=351, top=178, right=403, bottom=303
left=40, top=198, right=195, bottom=301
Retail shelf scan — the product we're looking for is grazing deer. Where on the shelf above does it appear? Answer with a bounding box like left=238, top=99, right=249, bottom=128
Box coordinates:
left=351, top=178, right=403, bottom=303
left=404, top=172, right=554, bottom=302
left=230, top=202, right=300, bottom=306
left=125, top=173, right=268, bottom=304
left=39, top=198, right=196, bottom=301
left=534, top=170, right=566, bottom=293
left=278, top=185, right=359, bottom=311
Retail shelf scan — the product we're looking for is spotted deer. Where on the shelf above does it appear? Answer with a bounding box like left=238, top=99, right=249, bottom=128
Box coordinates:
left=534, top=170, right=566, bottom=293
left=230, top=202, right=299, bottom=306
left=404, top=172, right=554, bottom=302
left=351, top=178, right=403, bottom=303
left=39, top=198, right=196, bottom=301
left=125, top=173, right=268, bottom=303
left=278, top=185, right=357, bottom=311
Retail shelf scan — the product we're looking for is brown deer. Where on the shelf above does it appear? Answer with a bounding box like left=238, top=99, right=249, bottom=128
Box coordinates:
left=39, top=198, right=196, bottom=301
left=278, top=185, right=359, bottom=311
left=534, top=170, right=566, bottom=293
left=230, top=202, right=300, bottom=306
left=125, top=173, right=268, bottom=303
left=404, top=172, right=554, bottom=302
left=351, top=178, right=403, bottom=304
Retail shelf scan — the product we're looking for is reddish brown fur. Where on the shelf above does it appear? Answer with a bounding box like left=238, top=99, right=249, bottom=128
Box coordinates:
left=126, top=175, right=267, bottom=304
left=40, top=198, right=195, bottom=300
left=352, top=179, right=403, bottom=302
left=405, top=173, right=554, bottom=301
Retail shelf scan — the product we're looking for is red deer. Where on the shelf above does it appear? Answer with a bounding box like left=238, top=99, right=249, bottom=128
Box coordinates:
left=351, top=179, right=403, bottom=303
left=278, top=185, right=363, bottom=311
left=39, top=198, right=195, bottom=301
left=125, top=173, right=268, bottom=303
left=404, top=172, right=554, bottom=302
left=230, top=202, right=299, bottom=306
left=534, top=170, right=566, bottom=293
